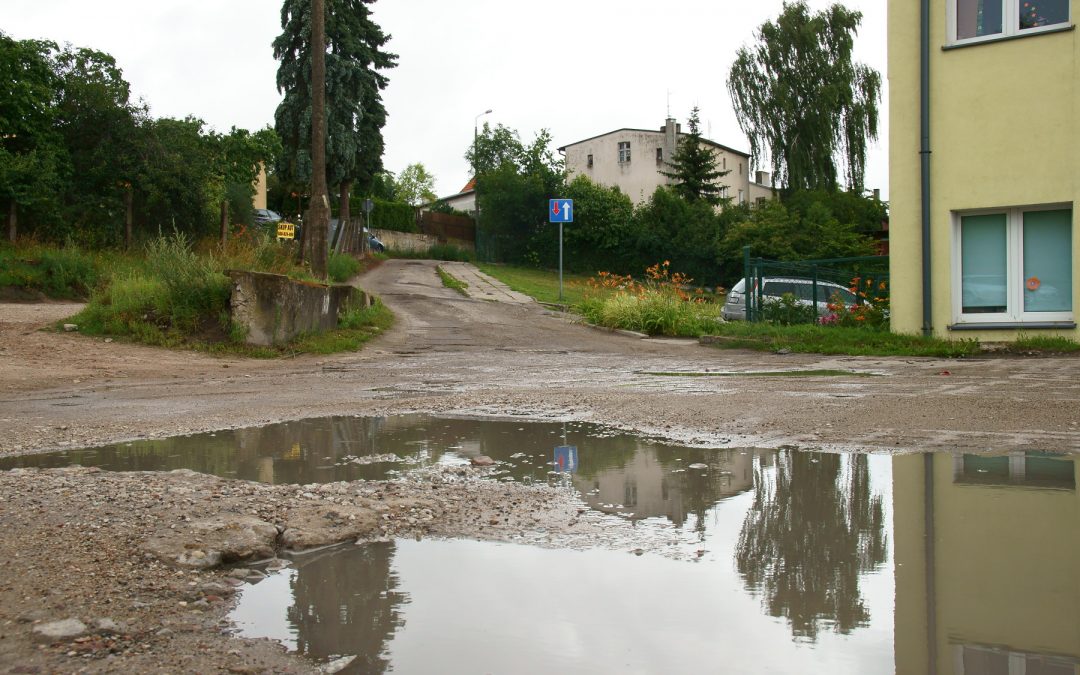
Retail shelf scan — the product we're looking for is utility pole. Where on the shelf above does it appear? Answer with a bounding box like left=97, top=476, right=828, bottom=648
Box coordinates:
left=308, top=0, right=330, bottom=279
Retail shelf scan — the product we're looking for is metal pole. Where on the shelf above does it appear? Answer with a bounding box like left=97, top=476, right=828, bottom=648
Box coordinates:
left=559, top=221, right=564, bottom=302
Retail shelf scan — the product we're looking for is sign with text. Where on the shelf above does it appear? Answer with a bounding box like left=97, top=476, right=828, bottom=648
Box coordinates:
left=276, top=222, right=296, bottom=241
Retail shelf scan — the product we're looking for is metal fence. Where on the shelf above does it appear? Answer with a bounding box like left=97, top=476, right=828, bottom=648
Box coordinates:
left=742, top=247, right=890, bottom=323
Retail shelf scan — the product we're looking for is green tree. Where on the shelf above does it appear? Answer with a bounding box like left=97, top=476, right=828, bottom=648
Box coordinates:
left=274, top=0, right=397, bottom=257
left=660, top=107, right=730, bottom=206
left=464, top=123, right=563, bottom=264
left=50, top=45, right=145, bottom=246
left=559, top=175, right=640, bottom=273
left=727, top=1, right=881, bottom=191
left=393, top=163, right=436, bottom=205
left=0, top=33, right=66, bottom=242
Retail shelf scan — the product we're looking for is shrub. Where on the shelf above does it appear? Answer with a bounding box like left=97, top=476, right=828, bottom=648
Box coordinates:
left=819, top=277, right=890, bottom=330
left=578, top=262, right=722, bottom=337
left=363, top=199, right=417, bottom=233
left=328, top=253, right=362, bottom=283
left=144, top=232, right=231, bottom=331
left=761, top=293, right=818, bottom=326
left=0, top=243, right=102, bottom=299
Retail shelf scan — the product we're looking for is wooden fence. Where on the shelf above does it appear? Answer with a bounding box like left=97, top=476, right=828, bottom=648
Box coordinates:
left=418, top=211, right=475, bottom=244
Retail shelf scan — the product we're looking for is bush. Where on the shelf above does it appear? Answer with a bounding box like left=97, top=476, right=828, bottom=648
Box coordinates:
left=328, top=253, right=361, bottom=283
left=387, top=244, right=475, bottom=262
left=144, top=232, right=231, bottom=331
left=578, top=262, right=722, bottom=337
left=761, top=293, right=819, bottom=326
left=0, top=243, right=102, bottom=299
left=361, top=198, right=417, bottom=233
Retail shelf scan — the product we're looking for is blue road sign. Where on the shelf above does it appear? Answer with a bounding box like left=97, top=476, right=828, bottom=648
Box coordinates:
left=554, top=445, right=578, bottom=474
left=549, top=199, right=574, bottom=223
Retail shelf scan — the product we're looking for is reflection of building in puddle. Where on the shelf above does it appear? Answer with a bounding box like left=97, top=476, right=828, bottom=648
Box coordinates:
left=571, top=447, right=756, bottom=525
left=894, top=452, right=1080, bottom=675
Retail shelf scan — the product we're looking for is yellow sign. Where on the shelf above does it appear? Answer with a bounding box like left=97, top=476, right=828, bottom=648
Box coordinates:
left=277, top=221, right=296, bottom=241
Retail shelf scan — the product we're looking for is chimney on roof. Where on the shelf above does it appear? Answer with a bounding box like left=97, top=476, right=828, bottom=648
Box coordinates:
left=663, top=118, right=678, bottom=175
left=755, top=171, right=772, bottom=187
left=873, top=188, right=881, bottom=201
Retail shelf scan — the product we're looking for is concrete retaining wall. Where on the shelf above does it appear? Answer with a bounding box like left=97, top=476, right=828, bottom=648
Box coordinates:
left=371, top=228, right=475, bottom=253
left=226, top=270, right=371, bottom=347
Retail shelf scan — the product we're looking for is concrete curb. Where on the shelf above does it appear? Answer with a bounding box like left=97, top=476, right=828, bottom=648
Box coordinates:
left=580, top=322, right=649, bottom=340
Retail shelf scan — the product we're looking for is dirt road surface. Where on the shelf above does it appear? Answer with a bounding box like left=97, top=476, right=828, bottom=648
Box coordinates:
left=3, top=259, right=1079, bottom=457
left=1, top=259, right=1079, bottom=673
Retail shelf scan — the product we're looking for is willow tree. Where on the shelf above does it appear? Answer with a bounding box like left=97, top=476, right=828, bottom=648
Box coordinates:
left=727, top=1, right=880, bottom=192
left=274, top=0, right=396, bottom=256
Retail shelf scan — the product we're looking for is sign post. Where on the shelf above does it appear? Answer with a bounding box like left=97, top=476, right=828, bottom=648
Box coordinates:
left=548, top=199, right=574, bottom=302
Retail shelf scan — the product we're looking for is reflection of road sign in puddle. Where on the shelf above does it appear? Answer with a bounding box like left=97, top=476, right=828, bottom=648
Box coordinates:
left=554, top=445, right=578, bottom=473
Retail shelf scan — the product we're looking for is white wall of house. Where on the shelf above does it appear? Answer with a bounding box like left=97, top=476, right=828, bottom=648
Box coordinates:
left=562, top=119, right=754, bottom=206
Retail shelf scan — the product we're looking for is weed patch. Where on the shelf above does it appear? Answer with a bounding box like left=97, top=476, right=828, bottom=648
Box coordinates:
left=436, top=266, right=469, bottom=296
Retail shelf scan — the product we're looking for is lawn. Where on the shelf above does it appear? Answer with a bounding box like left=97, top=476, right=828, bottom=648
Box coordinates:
left=475, top=263, right=598, bottom=306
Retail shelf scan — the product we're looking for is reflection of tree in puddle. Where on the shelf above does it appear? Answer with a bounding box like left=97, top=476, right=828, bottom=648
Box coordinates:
left=286, top=542, right=406, bottom=673
left=736, top=452, right=887, bottom=640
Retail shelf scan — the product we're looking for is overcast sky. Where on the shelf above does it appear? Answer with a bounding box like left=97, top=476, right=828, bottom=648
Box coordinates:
left=7, top=0, right=888, bottom=199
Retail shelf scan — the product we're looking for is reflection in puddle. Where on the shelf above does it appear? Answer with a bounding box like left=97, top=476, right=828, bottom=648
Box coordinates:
left=231, top=446, right=897, bottom=674
left=895, top=452, right=1080, bottom=675
left=5, top=417, right=1077, bottom=672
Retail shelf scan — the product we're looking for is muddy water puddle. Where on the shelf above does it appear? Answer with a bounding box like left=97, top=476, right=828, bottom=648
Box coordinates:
left=5, top=418, right=1079, bottom=673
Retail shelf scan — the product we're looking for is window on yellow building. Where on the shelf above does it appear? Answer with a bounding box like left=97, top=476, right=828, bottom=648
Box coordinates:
left=952, top=0, right=1069, bottom=43
left=956, top=206, right=1073, bottom=322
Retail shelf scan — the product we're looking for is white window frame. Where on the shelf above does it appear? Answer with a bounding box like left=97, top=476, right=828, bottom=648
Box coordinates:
left=618, top=141, right=631, bottom=165
left=947, top=0, right=1072, bottom=46
left=951, top=203, right=1074, bottom=325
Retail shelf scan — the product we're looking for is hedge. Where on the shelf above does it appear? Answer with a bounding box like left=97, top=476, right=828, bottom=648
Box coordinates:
left=349, top=197, right=418, bottom=233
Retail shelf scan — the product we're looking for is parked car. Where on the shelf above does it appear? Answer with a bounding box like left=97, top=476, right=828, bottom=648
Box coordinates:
left=362, top=227, right=385, bottom=253
left=721, top=277, right=858, bottom=321
left=253, top=209, right=283, bottom=226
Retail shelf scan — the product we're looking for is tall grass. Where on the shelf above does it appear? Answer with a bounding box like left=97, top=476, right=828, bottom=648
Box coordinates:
left=579, top=293, right=721, bottom=336
left=0, top=242, right=105, bottom=299
left=328, top=252, right=362, bottom=283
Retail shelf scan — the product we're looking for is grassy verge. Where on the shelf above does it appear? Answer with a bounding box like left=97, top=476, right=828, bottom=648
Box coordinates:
left=579, top=293, right=723, bottom=337
left=327, top=252, right=363, bottom=283
left=475, top=264, right=596, bottom=306
left=436, top=265, right=469, bottom=296
left=48, top=232, right=390, bottom=357
left=702, top=323, right=981, bottom=358
left=0, top=242, right=116, bottom=300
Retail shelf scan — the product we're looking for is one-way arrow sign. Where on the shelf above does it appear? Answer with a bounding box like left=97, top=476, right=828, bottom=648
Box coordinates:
left=549, top=199, right=574, bottom=223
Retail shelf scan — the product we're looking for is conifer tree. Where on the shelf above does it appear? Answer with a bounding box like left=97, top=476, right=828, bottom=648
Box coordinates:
left=273, top=0, right=396, bottom=253
left=660, top=107, right=730, bottom=206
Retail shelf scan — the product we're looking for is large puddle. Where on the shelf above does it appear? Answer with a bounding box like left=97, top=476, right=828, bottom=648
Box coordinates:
left=4, top=417, right=1078, bottom=673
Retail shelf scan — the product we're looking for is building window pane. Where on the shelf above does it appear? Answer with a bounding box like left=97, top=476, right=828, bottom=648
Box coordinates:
left=1019, top=0, right=1070, bottom=30
left=957, top=0, right=1004, bottom=39
left=1023, top=209, right=1072, bottom=312
left=961, top=213, right=1008, bottom=313
left=618, top=142, right=631, bottom=164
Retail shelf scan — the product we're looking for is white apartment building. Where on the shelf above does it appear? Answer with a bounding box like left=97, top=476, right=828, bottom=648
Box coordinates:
left=559, top=117, right=774, bottom=206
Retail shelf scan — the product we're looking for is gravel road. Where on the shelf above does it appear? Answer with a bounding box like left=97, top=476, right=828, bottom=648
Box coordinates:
left=0, top=259, right=1078, bottom=672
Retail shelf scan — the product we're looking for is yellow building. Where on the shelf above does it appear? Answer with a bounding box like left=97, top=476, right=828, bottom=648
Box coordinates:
left=893, top=452, right=1080, bottom=674
left=888, top=0, right=1078, bottom=339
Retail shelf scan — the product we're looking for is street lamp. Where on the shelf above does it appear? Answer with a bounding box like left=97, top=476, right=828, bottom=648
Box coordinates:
left=473, top=109, right=492, bottom=259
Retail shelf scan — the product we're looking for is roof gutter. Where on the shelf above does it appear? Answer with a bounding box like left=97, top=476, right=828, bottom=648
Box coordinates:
left=920, top=0, right=933, bottom=336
